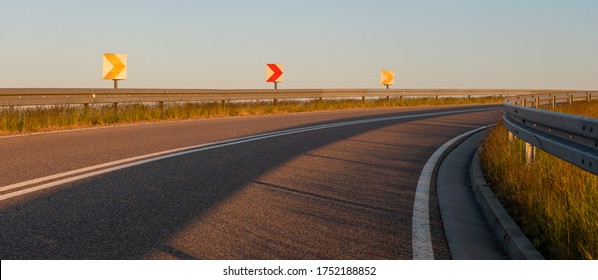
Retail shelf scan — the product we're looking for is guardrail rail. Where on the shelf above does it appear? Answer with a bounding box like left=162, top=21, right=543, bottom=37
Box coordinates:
left=503, top=91, right=598, bottom=175
left=0, top=88, right=587, bottom=107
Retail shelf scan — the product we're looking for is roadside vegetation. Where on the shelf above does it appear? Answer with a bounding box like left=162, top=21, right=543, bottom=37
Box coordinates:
left=480, top=100, right=598, bottom=259
left=0, top=96, right=501, bottom=134
left=546, top=100, right=598, bottom=118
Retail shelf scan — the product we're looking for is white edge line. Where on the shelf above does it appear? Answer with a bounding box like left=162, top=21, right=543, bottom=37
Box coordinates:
left=1, top=108, right=497, bottom=201
left=412, top=124, right=495, bottom=260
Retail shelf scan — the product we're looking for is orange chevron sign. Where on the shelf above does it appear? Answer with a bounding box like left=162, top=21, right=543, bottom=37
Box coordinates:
left=380, top=70, right=394, bottom=85
left=103, top=53, right=127, bottom=80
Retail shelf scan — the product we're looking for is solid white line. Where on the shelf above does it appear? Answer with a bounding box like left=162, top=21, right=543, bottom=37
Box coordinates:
left=1, top=107, right=497, bottom=201
left=411, top=125, right=493, bottom=260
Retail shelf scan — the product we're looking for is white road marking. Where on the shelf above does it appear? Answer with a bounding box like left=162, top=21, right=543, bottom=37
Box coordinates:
left=1, top=108, right=496, bottom=203
left=412, top=125, right=493, bottom=260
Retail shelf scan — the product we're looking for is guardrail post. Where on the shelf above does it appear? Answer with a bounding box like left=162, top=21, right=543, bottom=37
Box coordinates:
left=587, top=92, right=591, bottom=102
left=525, top=142, right=535, bottom=164
left=534, top=96, right=540, bottom=109
left=568, top=94, right=573, bottom=104
left=158, top=101, right=165, bottom=117
left=551, top=95, right=556, bottom=110
left=111, top=102, right=118, bottom=119
left=522, top=98, right=527, bottom=107
left=361, top=96, right=365, bottom=102
left=82, top=103, right=89, bottom=117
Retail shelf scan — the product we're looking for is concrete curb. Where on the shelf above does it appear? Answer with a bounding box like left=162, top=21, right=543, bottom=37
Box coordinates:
left=436, top=131, right=506, bottom=259
left=470, top=150, right=545, bottom=260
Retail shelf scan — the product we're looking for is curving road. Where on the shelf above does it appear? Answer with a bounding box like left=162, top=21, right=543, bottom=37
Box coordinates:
left=0, top=104, right=501, bottom=259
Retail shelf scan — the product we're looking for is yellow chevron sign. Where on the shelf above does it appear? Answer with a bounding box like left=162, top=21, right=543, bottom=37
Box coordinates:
left=380, top=70, right=394, bottom=85
left=103, top=53, right=127, bottom=80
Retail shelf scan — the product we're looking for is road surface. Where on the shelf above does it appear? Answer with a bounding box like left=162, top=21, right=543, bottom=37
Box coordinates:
left=0, top=104, right=501, bottom=259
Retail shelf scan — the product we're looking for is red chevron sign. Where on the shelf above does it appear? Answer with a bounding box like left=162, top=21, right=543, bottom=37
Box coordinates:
left=266, top=64, right=284, bottom=83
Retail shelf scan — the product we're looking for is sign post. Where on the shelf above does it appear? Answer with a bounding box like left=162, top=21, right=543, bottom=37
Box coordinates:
left=103, top=53, right=127, bottom=89
left=266, top=64, right=283, bottom=90
left=380, top=70, right=394, bottom=89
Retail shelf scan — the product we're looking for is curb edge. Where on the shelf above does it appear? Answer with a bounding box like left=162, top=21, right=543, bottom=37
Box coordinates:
left=470, top=149, right=545, bottom=260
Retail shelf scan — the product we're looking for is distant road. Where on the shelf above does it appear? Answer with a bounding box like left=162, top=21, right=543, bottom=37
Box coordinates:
left=0, top=104, right=501, bottom=259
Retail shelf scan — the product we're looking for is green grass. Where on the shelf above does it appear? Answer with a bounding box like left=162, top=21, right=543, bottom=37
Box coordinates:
left=0, top=96, right=502, bottom=134
left=480, top=114, right=598, bottom=259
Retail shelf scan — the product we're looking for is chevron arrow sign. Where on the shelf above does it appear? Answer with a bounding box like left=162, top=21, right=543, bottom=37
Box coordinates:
left=266, top=64, right=283, bottom=83
left=380, top=70, right=394, bottom=86
left=103, top=53, right=127, bottom=80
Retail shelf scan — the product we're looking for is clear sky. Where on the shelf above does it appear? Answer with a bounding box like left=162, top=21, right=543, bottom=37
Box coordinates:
left=1, top=0, right=597, bottom=89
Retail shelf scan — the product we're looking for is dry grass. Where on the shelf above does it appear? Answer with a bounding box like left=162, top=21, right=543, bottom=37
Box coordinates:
left=480, top=123, right=598, bottom=259
left=0, top=96, right=502, bottom=134
left=546, top=100, right=598, bottom=118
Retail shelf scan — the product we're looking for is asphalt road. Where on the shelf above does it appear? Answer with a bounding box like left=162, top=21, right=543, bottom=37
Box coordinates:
left=0, top=104, right=501, bottom=259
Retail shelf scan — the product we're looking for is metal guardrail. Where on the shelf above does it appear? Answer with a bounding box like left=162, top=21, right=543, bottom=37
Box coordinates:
left=0, top=88, right=586, bottom=107
left=503, top=92, right=598, bottom=175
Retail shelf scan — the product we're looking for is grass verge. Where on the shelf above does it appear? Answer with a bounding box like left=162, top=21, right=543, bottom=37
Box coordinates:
left=480, top=104, right=598, bottom=259
left=0, top=96, right=501, bottom=134
left=546, top=100, right=598, bottom=118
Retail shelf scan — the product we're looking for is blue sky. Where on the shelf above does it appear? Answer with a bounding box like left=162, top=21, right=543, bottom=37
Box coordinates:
left=0, top=0, right=597, bottom=89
